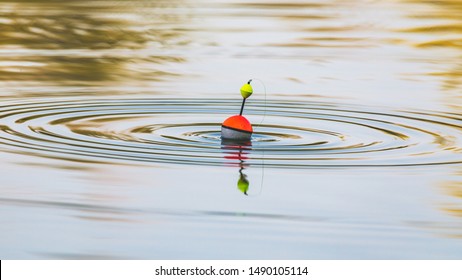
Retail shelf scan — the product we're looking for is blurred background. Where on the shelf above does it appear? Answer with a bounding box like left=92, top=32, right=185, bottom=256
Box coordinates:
left=0, top=0, right=460, bottom=103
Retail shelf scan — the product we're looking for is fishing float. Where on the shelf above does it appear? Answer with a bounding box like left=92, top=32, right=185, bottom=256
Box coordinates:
left=221, top=79, right=254, bottom=141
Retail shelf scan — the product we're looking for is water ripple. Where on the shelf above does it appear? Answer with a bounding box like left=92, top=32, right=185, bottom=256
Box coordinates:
left=0, top=98, right=461, bottom=167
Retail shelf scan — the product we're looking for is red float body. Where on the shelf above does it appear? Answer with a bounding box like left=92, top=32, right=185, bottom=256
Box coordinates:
left=221, top=115, right=253, bottom=141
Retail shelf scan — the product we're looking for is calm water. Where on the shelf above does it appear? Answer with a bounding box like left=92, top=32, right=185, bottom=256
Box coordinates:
left=1, top=0, right=462, bottom=259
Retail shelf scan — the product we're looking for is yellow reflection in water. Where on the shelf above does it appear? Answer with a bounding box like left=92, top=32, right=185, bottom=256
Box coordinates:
left=401, top=0, right=462, bottom=94
left=440, top=174, right=462, bottom=238
left=0, top=0, right=186, bottom=86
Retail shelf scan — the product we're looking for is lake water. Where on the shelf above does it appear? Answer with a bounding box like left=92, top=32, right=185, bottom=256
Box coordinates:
left=1, top=0, right=462, bottom=259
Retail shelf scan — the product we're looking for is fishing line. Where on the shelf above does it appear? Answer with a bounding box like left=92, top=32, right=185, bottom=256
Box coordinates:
left=249, top=78, right=267, bottom=129
left=249, top=78, right=267, bottom=197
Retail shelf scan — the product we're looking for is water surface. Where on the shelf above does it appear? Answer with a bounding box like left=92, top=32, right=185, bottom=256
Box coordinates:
left=1, top=0, right=462, bottom=259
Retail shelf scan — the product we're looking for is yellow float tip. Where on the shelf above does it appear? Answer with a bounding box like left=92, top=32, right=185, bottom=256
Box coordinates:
left=240, top=80, right=253, bottom=99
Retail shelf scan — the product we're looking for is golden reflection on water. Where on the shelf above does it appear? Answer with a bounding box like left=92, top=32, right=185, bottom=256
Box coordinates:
left=440, top=172, right=462, bottom=238
left=443, top=183, right=462, bottom=217
left=401, top=0, right=462, bottom=94
left=1, top=0, right=461, bottom=95
left=0, top=0, right=187, bottom=86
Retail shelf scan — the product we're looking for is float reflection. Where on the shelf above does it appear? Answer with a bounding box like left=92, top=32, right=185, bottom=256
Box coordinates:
left=221, top=139, right=252, bottom=196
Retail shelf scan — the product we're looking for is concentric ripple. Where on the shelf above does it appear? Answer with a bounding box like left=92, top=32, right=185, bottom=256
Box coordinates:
left=0, top=98, right=461, bottom=167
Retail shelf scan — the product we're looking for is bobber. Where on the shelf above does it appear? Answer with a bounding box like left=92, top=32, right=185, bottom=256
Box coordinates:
left=221, top=80, right=254, bottom=141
